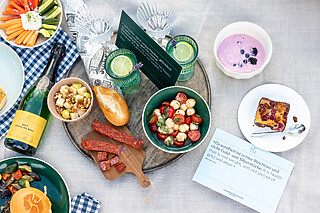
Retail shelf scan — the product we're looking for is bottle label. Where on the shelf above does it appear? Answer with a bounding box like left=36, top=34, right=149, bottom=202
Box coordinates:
left=6, top=110, right=47, bottom=148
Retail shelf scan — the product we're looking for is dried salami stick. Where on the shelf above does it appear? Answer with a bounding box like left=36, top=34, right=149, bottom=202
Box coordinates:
left=81, top=140, right=122, bottom=156
left=91, top=120, right=143, bottom=149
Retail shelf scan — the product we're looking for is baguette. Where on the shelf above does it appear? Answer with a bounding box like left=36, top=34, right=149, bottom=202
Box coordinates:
left=92, top=86, right=130, bottom=126
left=0, top=87, right=6, bottom=111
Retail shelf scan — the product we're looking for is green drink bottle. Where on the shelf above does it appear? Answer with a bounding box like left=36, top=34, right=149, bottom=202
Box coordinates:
left=5, top=43, right=66, bottom=155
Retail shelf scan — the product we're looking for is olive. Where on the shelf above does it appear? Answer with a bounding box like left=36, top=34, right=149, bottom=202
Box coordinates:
left=28, top=173, right=41, bottom=181
left=83, top=92, right=91, bottom=98
left=18, top=165, right=32, bottom=173
left=21, top=175, right=34, bottom=182
left=62, top=110, right=70, bottom=119
left=72, top=83, right=82, bottom=89
left=2, top=163, right=18, bottom=174
left=0, top=189, right=12, bottom=198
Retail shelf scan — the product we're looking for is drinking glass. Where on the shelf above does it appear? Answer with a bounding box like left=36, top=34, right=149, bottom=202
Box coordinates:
left=137, top=0, right=177, bottom=45
left=75, top=0, right=114, bottom=45
left=105, top=49, right=141, bottom=94
left=166, top=35, right=199, bottom=81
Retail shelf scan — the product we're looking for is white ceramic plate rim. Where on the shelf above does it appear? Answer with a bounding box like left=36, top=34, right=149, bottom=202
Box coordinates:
left=238, top=83, right=311, bottom=152
left=0, top=156, right=71, bottom=212
left=0, top=42, right=24, bottom=116
left=142, top=86, right=212, bottom=154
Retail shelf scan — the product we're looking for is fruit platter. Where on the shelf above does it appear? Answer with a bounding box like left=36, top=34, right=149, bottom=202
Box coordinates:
left=0, top=0, right=62, bottom=47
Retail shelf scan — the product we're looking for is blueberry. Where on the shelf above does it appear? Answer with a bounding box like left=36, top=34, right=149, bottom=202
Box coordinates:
left=243, top=59, right=247, bottom=64
left=251, top=47, right=258, bottom=56
left=245, top=53, right=250, bottom=58
left=248, top=57, right=257, bottom=65
left=233, top=64, right=236, bottom=67
left=238, top=63, right=243, bottom=68
left=240, top=49, right=245, bottom=54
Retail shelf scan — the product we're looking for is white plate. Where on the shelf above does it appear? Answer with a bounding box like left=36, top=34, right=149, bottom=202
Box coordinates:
left=238, top=84, right=310, bottom=152
left=0, top=42, right=24, bottom=116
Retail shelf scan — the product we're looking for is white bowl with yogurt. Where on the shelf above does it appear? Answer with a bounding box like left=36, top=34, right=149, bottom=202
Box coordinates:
left=214, top=22, right=272, bottom=79
left=0, top=0, right=63, bottom=48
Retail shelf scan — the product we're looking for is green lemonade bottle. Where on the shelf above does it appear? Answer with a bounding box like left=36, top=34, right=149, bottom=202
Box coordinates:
left=5, top=43, right=66, bottom=155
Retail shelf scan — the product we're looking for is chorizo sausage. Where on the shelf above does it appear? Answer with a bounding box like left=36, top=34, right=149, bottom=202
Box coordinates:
left=81, top=140, right=122, bottom=156
left=99, top=161, right=111, bottom=171
left=115, top=162, right=126, bottom=172
left=97, top=152, right=108, bottom=162
left=109, top=156, right=120, bottom=166
left=91, top=120, right=143, bottom=149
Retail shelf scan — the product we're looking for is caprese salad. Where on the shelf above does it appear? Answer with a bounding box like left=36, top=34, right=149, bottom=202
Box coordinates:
left=148, top=92, right=202, bottom=147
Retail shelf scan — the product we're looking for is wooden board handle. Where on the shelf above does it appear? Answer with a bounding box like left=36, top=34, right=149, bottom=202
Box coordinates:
left=132, top=170, right=151, bottom=188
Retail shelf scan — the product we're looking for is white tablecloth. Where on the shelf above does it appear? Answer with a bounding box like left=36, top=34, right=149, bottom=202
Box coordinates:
left=1, top=0, right=320, bottom=212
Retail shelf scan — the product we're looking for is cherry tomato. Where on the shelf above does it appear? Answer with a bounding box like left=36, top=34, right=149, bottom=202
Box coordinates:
left=174, top=140, right=184, bottom=146
left=157, top=133, right=168, bottom=140
left=185, top=117, right=192, bottom=125
left=188, top=130, right=201, bottom=142
left=159, top=105, right=168, bottom=114
left=191, top=114, right=202, bottom=124
left=175, top=92, right=187, bottom=104
left=171, top=131, right=179, bottom=138
left=149, top=124, right=157, bottom=133
left=173, top=114, right=185, bottom=125
left=162, top=101, right=170, bottom=106
left=148, top=113, right=158, bottom=124
left=166, top=106, right=175, bottom=118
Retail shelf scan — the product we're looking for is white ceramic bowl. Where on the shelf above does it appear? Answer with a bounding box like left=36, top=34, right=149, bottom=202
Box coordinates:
left=47, top=77, right=93, bottom=123
left=0, top=0, right=63, bottom=48
left=214, top=22, right=273, bottom=79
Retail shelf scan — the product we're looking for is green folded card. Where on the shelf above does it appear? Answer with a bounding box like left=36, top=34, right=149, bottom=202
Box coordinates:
left=116, top=11, right=182, bottom=89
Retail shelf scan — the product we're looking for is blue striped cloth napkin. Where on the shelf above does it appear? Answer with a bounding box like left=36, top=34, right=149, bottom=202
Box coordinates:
left=71, top=193, right=101, bottom=213
left=0, top=27, right=79, bottom=138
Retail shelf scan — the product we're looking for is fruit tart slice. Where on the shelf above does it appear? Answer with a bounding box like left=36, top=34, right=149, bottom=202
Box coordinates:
left=254, top=97, right=290, bottom=131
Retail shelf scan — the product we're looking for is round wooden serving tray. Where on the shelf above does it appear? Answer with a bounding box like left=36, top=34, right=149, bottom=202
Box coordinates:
left=63, top=35, right=211, bottom=173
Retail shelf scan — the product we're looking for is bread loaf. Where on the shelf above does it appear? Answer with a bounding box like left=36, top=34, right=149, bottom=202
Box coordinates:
left=92, top=86, right=130, bottom=126
left=0, top=86, right=6, bottom=111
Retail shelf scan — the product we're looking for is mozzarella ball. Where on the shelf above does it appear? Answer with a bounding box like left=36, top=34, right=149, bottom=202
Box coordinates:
left=175, top=109, right=185, bottom=116
left=153, top=109, right=161, bottom=117
left=176, top=132, right=187, bottom=142
left=180, top=104, right=187, bottom=111
left=158, top=126, right=169, bottom=134
left=186, top=99, right=196, bottom=108
left=164, top=136, right=174, bottom=146
left=173, top=124, right=180, bottom=131
left=190, top=123, right=198, bottom=131
left=165, top=118, right=174, bottom=129
left=186, top=108, right=195, bottom=116
left=168, top=128, right=174, bottom=134
left=179, top=124, right=189, bottom=133
left=170, top=100, right=180, bottom=110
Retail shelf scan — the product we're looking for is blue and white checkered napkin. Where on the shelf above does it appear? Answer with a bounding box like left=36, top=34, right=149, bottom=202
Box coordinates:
left=71, top=192, right=101, bottom=213
left=0, top=27, right=79, bottom=138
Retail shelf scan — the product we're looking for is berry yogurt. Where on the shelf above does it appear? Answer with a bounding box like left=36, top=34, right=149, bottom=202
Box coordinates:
left=217, top=34, right=265, bottom=73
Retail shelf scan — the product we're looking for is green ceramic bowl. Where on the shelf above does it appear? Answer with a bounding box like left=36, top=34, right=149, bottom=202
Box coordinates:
left=142, top=86, right=211, bottom=153
left=0, top=156, right=70, bottom=212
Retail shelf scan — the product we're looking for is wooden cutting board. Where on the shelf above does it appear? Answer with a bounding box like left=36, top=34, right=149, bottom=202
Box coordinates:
left=82, top=120, right=151, bottom=188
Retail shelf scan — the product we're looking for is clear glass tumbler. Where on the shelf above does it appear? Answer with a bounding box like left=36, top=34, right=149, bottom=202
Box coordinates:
left=166, top=35, right=199, bottom=81
left=105, top=49, right=141, bottom=94
left=137, top=0, right=177, bottom=44
left=75, top=0, right=114, bottom=44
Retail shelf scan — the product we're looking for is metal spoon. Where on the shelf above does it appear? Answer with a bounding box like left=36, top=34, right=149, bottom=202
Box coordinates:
left=251, top=124, right=306, bottom=137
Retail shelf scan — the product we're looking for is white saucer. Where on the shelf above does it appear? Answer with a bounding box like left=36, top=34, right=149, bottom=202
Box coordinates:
left=238, top=84, right=310, bottom=152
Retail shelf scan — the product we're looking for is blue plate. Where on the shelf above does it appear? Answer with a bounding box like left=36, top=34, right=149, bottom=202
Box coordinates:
left=0, top=42, right=24, bottom=116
